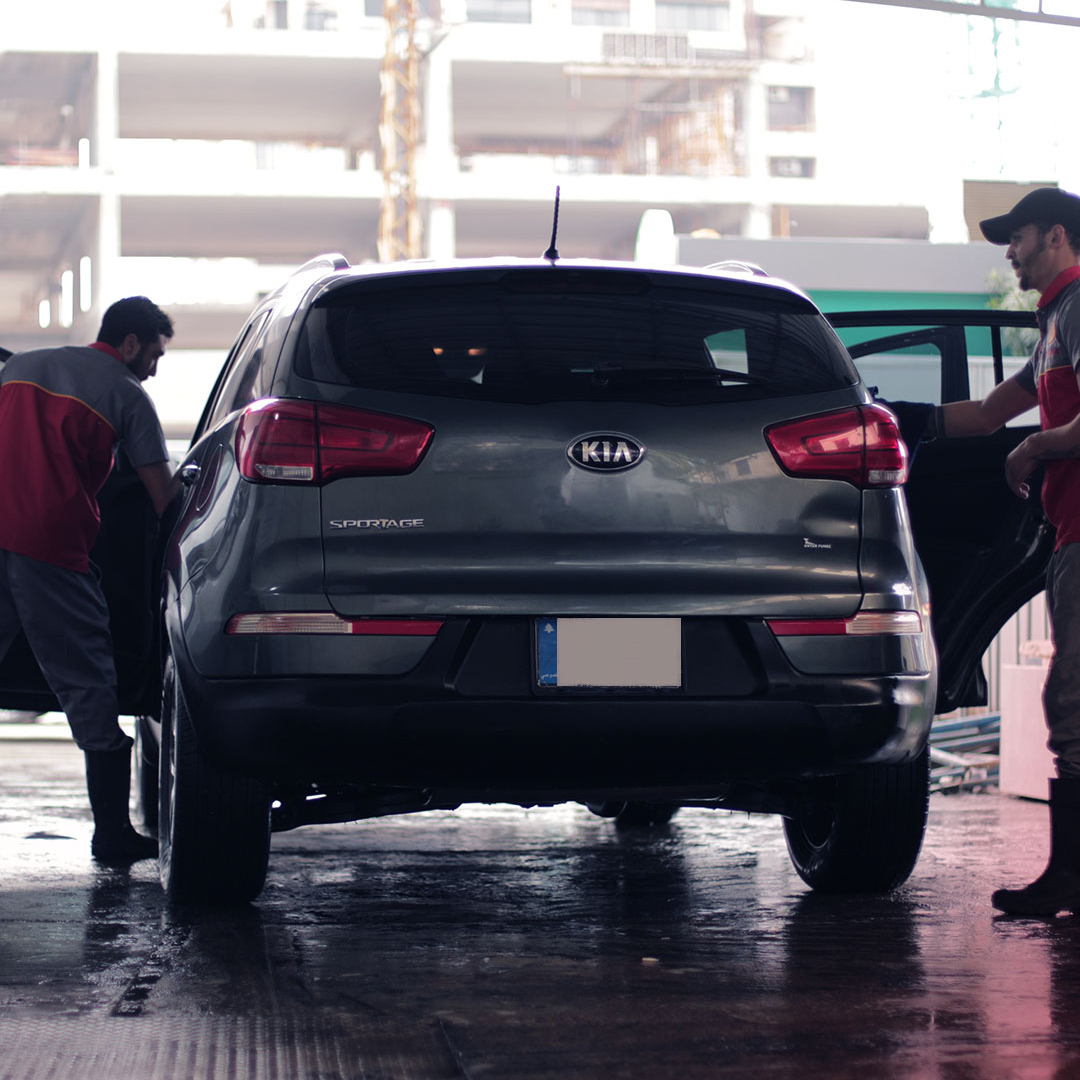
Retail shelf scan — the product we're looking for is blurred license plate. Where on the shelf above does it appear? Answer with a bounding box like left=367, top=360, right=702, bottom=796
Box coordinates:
left=536, top=618, right=682, bottom=688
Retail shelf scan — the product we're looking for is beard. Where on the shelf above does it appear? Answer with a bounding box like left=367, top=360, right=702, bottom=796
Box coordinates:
left=1015, top=233, right=1048, bottom=292
left=131, top=342, right=155, bottom=381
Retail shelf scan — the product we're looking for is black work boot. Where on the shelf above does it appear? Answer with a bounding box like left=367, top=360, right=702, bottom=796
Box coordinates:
left=84, top=742, right=158, bottom=864
left=992, top=777, right=1080, bottom=916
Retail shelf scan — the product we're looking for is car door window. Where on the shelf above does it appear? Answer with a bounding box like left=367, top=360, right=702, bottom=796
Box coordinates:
left=835, top=323, right=969, bottom=404
left=830, top=311, right=1038, bottom=426
left=202, top=311, right=272, bottom=432
left=846, top=329, right=948, bottom=405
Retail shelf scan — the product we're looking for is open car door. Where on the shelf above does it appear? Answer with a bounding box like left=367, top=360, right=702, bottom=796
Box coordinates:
left=827, top=309, right=1051, bottom=713
left=0, top=366, right=163, bottom=719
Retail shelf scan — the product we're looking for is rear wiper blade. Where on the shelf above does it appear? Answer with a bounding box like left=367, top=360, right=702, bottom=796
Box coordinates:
left=589, top=363, right=766, bottom=386
left=710, top=367, right=766, bottom=384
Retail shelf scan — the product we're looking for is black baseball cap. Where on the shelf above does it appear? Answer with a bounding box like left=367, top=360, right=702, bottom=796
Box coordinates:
left=980, top=187, right=1080, bottom=245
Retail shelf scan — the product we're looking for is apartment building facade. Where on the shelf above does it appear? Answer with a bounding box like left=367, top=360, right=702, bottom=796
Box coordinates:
left=0, top=0, right=946, bottom=354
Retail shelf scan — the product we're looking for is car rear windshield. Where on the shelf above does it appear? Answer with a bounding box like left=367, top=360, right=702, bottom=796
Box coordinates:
left=294, top=273, right=858, bottom=404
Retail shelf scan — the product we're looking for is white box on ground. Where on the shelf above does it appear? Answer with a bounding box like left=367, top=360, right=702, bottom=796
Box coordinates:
left=1000, top=645, right=1056, bottom=801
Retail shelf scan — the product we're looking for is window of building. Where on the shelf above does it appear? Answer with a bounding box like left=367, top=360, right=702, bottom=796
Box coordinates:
left=767, top=86, right=814, bottom=132
left=364, top=0, right=440, bottom=16
left=573, top=0, right=630, bottom=27
left=305, top=2, right=337, bottom=29
left=466, top=0, right=531, bottom=21
left=268, top=0, right=288, bottom=27
left=769, top=156, right=816, bottom=179
left=655, top=0, right=729, bottom=32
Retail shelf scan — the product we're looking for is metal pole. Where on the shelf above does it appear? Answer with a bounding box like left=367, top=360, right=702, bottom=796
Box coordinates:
left=838, top=0, right=1080, bottom=29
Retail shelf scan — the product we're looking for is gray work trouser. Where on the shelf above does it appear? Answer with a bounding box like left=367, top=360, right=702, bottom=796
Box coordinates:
left=1045, top=542, right=1080, bottom=778
left=0, top=547, right=128, bottom=753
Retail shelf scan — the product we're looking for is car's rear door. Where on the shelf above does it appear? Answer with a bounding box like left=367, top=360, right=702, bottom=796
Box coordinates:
left=301, top=269, right=873, bottom=654
left=827, top=309, right=1048, bottom=712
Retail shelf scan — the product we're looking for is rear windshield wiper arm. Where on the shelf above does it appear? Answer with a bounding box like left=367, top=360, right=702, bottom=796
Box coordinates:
left=590, top=363, right=766, bottom=386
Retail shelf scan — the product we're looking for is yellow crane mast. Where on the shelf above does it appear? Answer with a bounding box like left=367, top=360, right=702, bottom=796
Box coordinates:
left=378, top=0, right=422, bottom=262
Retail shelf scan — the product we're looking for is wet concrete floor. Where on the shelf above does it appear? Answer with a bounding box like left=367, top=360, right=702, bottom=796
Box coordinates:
left=0, top=737, right=1078, bottom=1079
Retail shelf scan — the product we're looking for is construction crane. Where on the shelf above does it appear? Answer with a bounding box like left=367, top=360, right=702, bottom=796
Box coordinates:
left=372, top=0, right=1080, bottom=264
left=377, top=0, right=422, bottom=262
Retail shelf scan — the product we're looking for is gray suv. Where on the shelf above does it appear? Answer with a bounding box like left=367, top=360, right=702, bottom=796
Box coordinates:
left=0, top=260, right=1048, bottom=904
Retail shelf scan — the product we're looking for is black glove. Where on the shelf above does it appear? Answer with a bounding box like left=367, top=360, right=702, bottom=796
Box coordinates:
left=880, top=400, right=938, bottom=448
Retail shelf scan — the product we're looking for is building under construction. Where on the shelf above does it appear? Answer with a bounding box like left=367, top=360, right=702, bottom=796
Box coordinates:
left=1, top=0, right=926, bottom=353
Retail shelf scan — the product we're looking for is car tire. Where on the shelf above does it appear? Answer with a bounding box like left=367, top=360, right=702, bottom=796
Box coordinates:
left=585, top=801, right=680, bottom=827
left=783, top=746, right=930, bottom=893
left=158, top=653, right=272, bottom=904
left=133, top=715, right=159, bottom=833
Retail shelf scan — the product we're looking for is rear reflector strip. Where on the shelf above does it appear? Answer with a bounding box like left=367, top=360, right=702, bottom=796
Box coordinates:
left=767, top=611, right=922, bottom=637
left=226, top=614, right=443, bottom=636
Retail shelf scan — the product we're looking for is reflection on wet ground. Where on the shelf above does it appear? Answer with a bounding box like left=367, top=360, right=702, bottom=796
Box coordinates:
left=1, top=739, right=1079, bottom=1078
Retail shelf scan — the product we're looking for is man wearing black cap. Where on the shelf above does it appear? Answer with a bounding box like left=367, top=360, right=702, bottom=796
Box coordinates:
left=928, top=187, right=1080, bottom=914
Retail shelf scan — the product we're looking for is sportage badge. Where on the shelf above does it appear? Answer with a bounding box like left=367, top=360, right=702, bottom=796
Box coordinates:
left=567, top=433, right=646, bottom=472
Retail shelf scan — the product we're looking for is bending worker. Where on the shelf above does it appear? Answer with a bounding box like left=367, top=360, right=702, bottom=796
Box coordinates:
left=928, top=188, right=1080, bottom=915
left=0, top=296, right=180, bottom=863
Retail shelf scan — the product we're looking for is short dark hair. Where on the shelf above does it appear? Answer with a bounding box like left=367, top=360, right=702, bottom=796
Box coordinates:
left=1034, top=220, right=1080, bottom=257
left=96, top=296, right=174, bottom=348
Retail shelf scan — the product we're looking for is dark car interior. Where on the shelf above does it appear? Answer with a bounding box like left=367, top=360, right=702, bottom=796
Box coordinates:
left=0, top=444, right=165, bottom=717
left=829, top=309, right=1049, bottom=713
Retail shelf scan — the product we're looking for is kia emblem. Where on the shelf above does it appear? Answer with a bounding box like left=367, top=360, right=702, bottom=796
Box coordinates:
left=567, top=433, right=646, bottom=472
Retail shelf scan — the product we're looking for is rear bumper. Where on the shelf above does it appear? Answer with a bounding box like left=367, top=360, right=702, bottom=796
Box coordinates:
left=175, top=655, right=934, bottom=794
left=171, top=601, right=936, bottom=796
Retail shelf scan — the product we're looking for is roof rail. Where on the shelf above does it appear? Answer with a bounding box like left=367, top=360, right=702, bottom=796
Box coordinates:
left=295, top=253, right=350, bottom=275
left=705, top=260, right=769, bottom=277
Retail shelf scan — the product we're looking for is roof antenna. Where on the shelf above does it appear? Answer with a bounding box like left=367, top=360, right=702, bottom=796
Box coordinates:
left=543, top=186, right=560, bottom=262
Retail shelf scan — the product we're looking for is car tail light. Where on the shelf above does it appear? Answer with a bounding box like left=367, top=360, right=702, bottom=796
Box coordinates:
left=236, top=399, right=434, bottom=484
left=765, top=404, right=907, bottom=488
left=767, top=611, right=922, bottom=636
left=226, top=613, right=444, bottom=635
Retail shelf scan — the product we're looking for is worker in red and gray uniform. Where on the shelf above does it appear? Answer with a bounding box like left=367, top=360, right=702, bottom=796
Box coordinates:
left=0, top=296, right=180, bottom=863
left=924, top=188, right=1080, bottom=915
